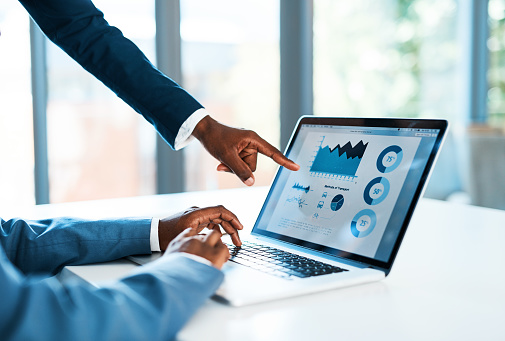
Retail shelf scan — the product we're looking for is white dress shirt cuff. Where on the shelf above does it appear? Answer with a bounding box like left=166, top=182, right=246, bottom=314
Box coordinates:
left=173, top=108, right=210, bottom=150
left=150, top=218, right=161, bottom=252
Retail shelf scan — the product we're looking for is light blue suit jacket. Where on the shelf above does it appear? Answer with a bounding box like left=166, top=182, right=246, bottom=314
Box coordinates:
left=0, top=217, right=224, bottom=340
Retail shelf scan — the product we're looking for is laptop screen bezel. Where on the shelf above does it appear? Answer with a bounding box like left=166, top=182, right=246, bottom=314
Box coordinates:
left=250, top=116, right=448, bottom=275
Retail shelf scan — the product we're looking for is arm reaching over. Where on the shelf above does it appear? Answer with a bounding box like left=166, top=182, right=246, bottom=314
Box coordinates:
left=19, top=0, right=202, bottom=146
left=19, top=0, right=299, bottom=184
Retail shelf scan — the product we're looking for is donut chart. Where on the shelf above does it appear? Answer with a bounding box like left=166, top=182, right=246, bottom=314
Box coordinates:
left=350, top=209, right=377, bottom=238
left=377, top=145, right=403, bottom=173
left=364, top=177, right=390, bottom=205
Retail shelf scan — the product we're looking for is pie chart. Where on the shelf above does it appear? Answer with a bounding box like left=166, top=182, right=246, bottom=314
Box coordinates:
left=330, top=194, right=344, bottom=211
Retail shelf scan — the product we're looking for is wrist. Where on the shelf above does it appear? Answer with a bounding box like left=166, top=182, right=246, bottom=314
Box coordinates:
left=192, top=115, right=216, bottom=141
left=158, top=220, right=171, bottom=251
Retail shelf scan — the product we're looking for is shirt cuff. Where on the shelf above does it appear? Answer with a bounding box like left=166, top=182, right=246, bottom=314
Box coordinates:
left=150, top=218, right=161, bottom=252
left=173, top=108, right=210, bottom=150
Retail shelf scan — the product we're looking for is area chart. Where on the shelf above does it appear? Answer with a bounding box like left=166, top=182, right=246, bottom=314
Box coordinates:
left=310, top=140, right=368, bottom=177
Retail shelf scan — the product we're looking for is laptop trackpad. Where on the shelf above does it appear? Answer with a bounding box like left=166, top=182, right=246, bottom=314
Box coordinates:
left=214, top=262, right=300, bottom=306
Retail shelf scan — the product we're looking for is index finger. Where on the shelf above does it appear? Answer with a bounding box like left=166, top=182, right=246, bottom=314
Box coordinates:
left=199, top=206, right=243, bottom=231
left=219, top=220, right=242, bottom=246
left=254, top=138, right=300, bottom=171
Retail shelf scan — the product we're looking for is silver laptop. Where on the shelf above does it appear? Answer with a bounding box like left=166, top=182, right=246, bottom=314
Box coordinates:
left=131, top=116, right=448, bottom=306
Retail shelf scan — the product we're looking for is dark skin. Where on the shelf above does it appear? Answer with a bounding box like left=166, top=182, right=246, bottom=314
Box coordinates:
left=158, top=205, right=243, bottom=249
left=192, top=116, right=301, bottom=186
left=165, top=228, right=230, bottom=269
left=158, top=115, right=303, bottom=249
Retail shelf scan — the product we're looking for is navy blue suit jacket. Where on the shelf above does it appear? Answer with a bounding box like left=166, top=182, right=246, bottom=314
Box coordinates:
left=0, top=217, right=224, bottom=340
left=19, top=0, right=204, bottom=148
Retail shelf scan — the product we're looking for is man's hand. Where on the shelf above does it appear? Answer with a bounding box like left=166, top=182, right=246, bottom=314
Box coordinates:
left=165, top=228, right=230, bottom=269
left=192, top=116, right=300, bottom=186
left=158, top=205, right=243, bottom=250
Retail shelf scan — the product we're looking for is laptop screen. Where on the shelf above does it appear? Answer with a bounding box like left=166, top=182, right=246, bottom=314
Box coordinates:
left=251, top=117, right=447, bottom=272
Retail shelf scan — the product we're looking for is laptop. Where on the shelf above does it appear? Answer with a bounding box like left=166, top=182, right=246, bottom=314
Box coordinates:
left=131, top=116, right=448, bottom=306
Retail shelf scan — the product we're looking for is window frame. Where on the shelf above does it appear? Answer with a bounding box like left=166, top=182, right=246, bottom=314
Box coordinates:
left=27, top=0, right=490, bottom=203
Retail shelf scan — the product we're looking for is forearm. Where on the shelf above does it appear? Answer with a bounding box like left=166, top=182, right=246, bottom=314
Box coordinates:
left=0, top=217, right=151, bottom=274
left=19, top=0, right=203, bottom=147
left=1, top=252, right=223, bottom=341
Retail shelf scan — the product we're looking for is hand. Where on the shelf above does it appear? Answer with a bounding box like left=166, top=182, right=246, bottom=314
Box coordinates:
left=192, top=116, right=300, bottom=186
left=158, top=205, right=243, bottom=250
left=165, top=228, right=230, bottom=269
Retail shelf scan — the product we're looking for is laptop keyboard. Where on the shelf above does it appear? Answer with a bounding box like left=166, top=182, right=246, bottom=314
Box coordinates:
left=226, top=241, right=348, bottom=280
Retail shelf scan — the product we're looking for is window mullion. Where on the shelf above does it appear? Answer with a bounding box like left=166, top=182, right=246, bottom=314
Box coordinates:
left=29, top=20, right=50, bottom=204
left=459, top=0, right=489, bottom=123
left=155, top=0, right=185, bottom=193
left=280, top=0, right=314, bottom=150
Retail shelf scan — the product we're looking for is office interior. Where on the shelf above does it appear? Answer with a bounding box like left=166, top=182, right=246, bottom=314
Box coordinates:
left=1, top=0, right=504, bottom=212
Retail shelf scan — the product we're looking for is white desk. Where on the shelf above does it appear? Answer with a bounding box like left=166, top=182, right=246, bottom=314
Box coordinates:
left=6, top=187, right=505, bottom=341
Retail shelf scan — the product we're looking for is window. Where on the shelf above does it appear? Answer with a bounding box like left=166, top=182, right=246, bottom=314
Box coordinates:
left=489, top=0, right=505, bottom=128
left=181, top=0, right=281, bottom=191
left=313, top=0, right=459, bottom=121
left=313, top=0, right=466, bottom=201
left=45, top=0, right=157, bottom=203
left=0, top=2, right=34, bottom=206
left=3, top=0, right=504, bottom=210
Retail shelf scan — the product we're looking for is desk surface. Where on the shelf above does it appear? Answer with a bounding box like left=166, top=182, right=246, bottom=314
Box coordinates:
left=7, top=187, right=505, bottom=341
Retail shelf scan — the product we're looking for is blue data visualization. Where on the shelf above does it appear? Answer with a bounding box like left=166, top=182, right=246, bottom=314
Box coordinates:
left=350, top=209, right=377, bottom=238
left=310, top=140, right=368, bottom=177
left=377, top=145, right=403, bottom=173
left=292, top=183, right=311, bottom=193
left=330, top=194, right=345, bottom=211
left=363, top=177, right=390, bottom=205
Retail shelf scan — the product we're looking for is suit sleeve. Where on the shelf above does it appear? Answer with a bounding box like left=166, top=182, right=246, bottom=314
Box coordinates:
left=0, top=248, right=224, bottom=341
left=18, top=0, right=204, bottom=147
left=0, top=217, right=152, bottom=275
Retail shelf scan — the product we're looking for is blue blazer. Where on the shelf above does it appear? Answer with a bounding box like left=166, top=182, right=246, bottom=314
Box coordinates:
left=0, top=217, right=224, bottom=340
left=18, top=0, right=205, bottom=148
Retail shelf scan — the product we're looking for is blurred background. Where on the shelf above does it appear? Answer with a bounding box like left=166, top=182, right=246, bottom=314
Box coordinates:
left=1, top=0, right=504, bottom=210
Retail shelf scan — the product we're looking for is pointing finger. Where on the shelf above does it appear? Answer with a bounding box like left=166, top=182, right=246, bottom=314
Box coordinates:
left=253, top=137, right=300, bottom=171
